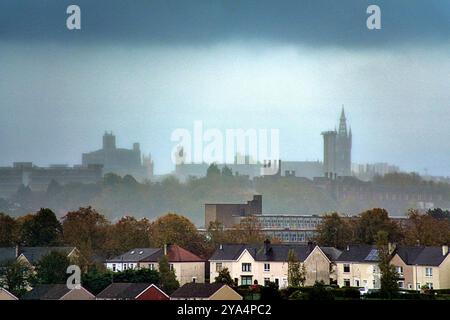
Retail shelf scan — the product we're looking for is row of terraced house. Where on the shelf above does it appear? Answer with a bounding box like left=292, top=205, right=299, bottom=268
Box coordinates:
left=1, top=242, right=449, bottom=301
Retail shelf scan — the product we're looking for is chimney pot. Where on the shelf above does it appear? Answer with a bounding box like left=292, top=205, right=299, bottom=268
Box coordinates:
left=443, top=245, right=449, bottom=256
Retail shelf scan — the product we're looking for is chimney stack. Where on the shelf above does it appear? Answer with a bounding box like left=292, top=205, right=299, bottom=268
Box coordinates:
left=219, top=244, right=223, bottom=250
left=15, top=244, right=20, bottom=258
left=264, top=239, right=271, bottom=255
left=163, top=244, right=168, bottom=255
left=443, top=245, right=449, bottom=256
left=388, top=242, right=396, bottom=255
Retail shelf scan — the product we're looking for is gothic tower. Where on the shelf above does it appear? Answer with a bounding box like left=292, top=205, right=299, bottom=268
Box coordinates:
left=335, top=107, right=352, bottom=176
left=322, top=107, right=352, bottom=178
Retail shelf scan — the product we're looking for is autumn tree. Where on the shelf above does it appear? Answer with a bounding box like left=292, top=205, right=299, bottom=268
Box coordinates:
left=231, top=216, right=266, bottom=244
left=149, top=213, right=207, bottom=258
left=354, top=208, right=402, bottom=244
left=106, top=216, right=151, bottom=255
left=61, top=207, right=110, bottom=260
left=35, top=251, right=71, bottom=284
left=158, top=255, right=179, bottom=294
left=403, top=209, right=450, bottom=246
left=315, top=212, right=353, bottom=249
left=19, top=208, right=62, bottom=246
left=0, top=213, right=19, bottom=246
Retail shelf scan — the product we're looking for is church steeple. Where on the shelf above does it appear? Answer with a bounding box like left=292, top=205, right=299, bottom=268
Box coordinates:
left=338, top=105, right=347, bottom=136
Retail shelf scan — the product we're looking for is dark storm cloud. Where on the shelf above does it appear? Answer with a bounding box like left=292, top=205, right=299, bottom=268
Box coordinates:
left=0, top=0, right=449, bottom=47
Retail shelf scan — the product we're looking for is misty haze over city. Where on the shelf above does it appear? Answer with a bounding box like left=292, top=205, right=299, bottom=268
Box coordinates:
left=1, top=0, right=450, bottom=176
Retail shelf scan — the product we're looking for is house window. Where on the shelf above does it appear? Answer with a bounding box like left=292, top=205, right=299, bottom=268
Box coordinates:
left=242, top=263, right=251, bottom=272
left=169, top=264, right=174, bottom=271
left=264, top=278, right=270, bottom=286
left=425, top=267, right=433, bottom=277
left=407, top=283, right=413, bottom=290
left=123, top=264, right=127, bottom=270
left=343, top=279, right=351, bottom=287
left=373, top=265, right=379, bottom=274
left=343, top=264, right=350, bottom=273
left=354, top=279, right=360, bottom=287
left=216, top=263, right=223, bottom=272
left=149, top=264, right=155, bottom=270
left=398, top=281, right=404, bottom=289
left=416, top=283, right=421, bottom=290
left=274, top=278, right=279, bottom=287
left=426, top=283, right=433, bottom=289
left=112, top=264, right=116, bottom=272
left=395, top=266, right=403, bottom=276
left=130, top=263, right=134, bottom=269
left=192, top=277, right=197, bottom=283
left=241, top=276, right=253, bottom=285
left=264, top=263, right=270, bottom=272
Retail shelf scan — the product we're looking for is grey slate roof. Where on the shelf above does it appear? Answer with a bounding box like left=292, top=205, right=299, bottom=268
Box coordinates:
left=0, top=247, right=16, bottom=266
left=335, top=245, right=379, bottom=263
left=21, top=284, right=71, bottom=300
left=106, top=248, right=160, bottom=263
left=171, top=283, right=225, bottom=299
left=209, top=243, right=337, bottom=262
left=19, top=247, right=76, bottom=264
left=0, top=247, right=76, bottom=265
left=395, top=246, right=448, bottom=266
left=96, top=283, right=156, bottom=299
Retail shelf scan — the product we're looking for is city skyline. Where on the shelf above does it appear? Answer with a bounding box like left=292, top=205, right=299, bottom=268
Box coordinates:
left=1, top=1, right=450, bottom=176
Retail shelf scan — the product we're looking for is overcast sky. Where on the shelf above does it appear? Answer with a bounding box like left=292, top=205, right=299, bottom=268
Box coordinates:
left=1, top=0, right=450, bottom=175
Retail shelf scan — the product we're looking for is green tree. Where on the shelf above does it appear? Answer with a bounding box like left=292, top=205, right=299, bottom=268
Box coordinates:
left=376, top=231, right=399, bottom=298
left=206, top=163, right=220, bottom=177
left=20, top=208, right=62, bottom=246
left=214, top=267, right=235, bottom=286
left=355, top=208, right=402, bottom=244
left=0, top=213, right=19, bottom=246
left=81, top=267, right=113, bottom=295
left=221, top=166, right=233, bottom=177
left=0, top=260, right=34, bottom=297
left=113, top=268, right=160, bottom=284
left=158, top=255, right=179, bottom=294
left=315, top=212, right=353, bottom=249
left=287, top=249, right=306, bottom=287
left=35, top=251, right=71, bottom=284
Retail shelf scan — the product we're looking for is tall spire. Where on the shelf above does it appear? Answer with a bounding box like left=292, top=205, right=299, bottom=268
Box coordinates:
left=338, top=105, right=347, bottom=135
left=340, top=105, right=346, bottom=119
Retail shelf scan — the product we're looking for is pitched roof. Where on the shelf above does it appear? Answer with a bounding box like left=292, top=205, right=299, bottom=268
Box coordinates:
left=0, top=247, right=77, bottom=265
left=19, top=247, right=76, bottom=264
left=106, top=248, right=160, bottom=263
left=335, top=245, right=380, bottom=263
left=0, top=247, right=16, bottom=266
left=170, top=283, right=225, bottom=299
left=21, top=284, right=92, bottom=300
left=395, top=246, right=449, bottom=266
left=0, top=288, right=18, bottom=300
left=107, top=245, right=204, bottom=263
left=166, top=245, right=204, bottom=262
left=209, top=243, right=335, bottom=262
left=96, top=283, right=164, bottom=299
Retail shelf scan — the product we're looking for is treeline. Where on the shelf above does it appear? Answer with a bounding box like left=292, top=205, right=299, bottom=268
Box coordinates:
left=315, top=208, right=450, bottom=249
left=6, top=169, right=450, bottom=225
left=0, top=207, right=270, bottom=262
